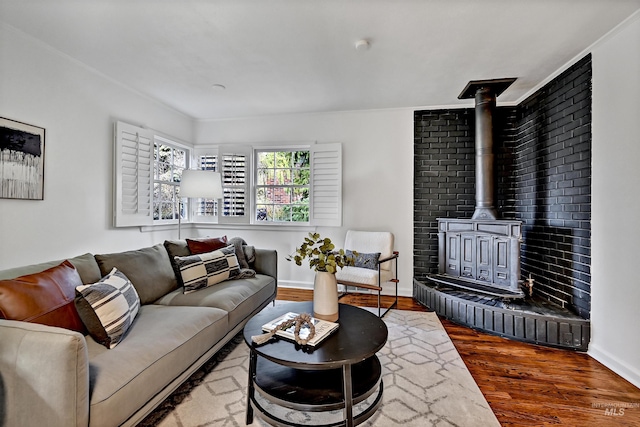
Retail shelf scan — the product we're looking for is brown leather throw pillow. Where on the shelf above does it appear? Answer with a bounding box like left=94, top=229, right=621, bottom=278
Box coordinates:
left=0, top=260, right=86, bottom=333
left=186, top=236, right=228, bottom=255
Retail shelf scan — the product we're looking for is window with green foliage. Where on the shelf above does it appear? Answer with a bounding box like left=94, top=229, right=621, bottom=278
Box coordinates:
left=255, top=150, right=310, bottom=223
left=188, top=142, right=341, bottom=227
left=115, top=121, right=340, bottom=228
left=153, top=141, right=187, bottom=221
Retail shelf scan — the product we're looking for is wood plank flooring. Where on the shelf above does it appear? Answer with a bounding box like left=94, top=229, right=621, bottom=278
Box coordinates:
left=276, top=289, right=640, bottom=426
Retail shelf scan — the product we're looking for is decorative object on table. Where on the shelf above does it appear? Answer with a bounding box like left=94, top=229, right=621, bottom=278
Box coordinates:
left=252, top=311, right=339, bottom=347
left=287, top=232, right=355, bottom=321
left=178, top=169, right=222, bottom=239
left=0, top=117, right=45, bottom=200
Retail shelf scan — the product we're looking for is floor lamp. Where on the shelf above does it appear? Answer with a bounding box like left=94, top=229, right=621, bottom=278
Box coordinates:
left=178, top=170, right=223, bottom=239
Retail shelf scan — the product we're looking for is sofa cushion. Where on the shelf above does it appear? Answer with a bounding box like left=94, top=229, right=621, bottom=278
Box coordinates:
left=175, top=245, right=240, bottom=294
left=155, top=274, right=276, bottom=330
left=95, top=244, right=176, bottom=305
left=0, top=260, right=86, bottom=333
left=186, top=235, right=228, bottom=254
left=75, top=268, right=140, bottom=349
left=346, top=250, right=381, bottom=270
left=163, top=239, right=191, bottom=288
left=253, top=248, right=278, bottom=279
left=85, top=304, right=228, bottom=427
left=0, top=253, right=102, bottom=285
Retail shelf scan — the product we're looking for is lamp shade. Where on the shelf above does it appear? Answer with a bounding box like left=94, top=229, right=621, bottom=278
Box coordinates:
left=179, top=170, right=223, bottom=199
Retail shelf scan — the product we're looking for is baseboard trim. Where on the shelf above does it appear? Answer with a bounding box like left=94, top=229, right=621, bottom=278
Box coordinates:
left=588, top=343, right=640, bottom=389
left=277, top=280, right=313, bottom=290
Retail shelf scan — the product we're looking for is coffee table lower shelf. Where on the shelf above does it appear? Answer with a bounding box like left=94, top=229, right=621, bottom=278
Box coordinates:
left=247, top=355, right=384, bottom=427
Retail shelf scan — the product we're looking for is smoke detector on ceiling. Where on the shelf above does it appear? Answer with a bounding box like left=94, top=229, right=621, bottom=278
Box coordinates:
left=355, top=39, right=370, bottom=50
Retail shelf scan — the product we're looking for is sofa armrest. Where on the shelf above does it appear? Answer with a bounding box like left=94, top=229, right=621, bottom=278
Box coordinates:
left=0, top=320, right=89, bottom=427
left=253, top=248, right=278, bottom=282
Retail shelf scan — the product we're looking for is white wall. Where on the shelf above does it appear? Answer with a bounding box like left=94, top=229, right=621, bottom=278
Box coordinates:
left=0, top=24, right=194, bottom=269
left=589, top=13, right=640, bottom=388
left=194, top=109, right=415, bottom=295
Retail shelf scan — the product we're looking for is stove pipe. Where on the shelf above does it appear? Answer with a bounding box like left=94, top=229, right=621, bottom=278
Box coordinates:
left=458, top=78, right=517, bottom=221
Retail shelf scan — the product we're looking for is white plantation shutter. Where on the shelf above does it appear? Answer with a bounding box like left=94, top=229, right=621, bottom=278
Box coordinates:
left=114, top=121, right=153, bottom=227
left=222, top=154, right=246, bottom=216
left=198, top=154, right=218, bottom=172
left=219, top=146, right=251, bottom=224
left=310, top=143, right=342, bottom=226
left=193, top=153, right=219, bottom=219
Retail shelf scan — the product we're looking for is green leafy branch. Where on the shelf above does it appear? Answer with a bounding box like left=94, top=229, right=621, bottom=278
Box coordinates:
left=286, top=232, right=355, bottom=273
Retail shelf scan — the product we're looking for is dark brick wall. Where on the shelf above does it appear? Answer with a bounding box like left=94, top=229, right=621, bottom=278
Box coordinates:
left=514, top=55, right=592, bottom=318
left=414, top=54, right=592, bottom=319
left=414, top=109, right=474, bottom=280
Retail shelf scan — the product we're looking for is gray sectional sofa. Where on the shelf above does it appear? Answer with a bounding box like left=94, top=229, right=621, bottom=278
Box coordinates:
left=0, top=240, right=277, bottom=427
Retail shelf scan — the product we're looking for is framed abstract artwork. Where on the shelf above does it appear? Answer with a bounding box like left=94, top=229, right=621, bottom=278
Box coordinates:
left=0, top=117, right=45, bottom=200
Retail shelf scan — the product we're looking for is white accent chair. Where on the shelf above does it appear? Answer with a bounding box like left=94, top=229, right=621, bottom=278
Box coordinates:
left=336, top=230, right=399, bottom=317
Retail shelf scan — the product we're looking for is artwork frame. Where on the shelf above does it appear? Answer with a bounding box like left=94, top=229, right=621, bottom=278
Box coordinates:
left=0, top=117, right=45, bottom=200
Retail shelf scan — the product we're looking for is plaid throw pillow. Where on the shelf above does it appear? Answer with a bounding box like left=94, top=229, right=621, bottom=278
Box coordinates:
left=175, top=245, right=240, bottom=294
left=75, top=268, right=140, bottom=349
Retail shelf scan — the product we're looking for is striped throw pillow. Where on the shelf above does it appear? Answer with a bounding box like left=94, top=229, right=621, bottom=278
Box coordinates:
left=75, top=268, right=140, bottom=349
left=175, top=245, right=240, bottom=294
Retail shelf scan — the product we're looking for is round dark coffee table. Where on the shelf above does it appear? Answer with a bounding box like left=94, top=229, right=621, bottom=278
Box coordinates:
left=243, top=302, right=388, bottom=427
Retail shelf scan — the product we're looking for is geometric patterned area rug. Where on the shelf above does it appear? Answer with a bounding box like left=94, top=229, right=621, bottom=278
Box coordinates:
left=139, top=309, right=500, bottom=427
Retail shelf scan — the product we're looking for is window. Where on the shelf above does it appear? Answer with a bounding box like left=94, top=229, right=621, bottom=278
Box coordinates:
left=114, top=121, right=190, bottom=227
left=115, top=124, right=342, bottom=229
left=153, top=139, right=187, bottom=221
left=255, top=150, right=310, bottom=223
left=192, top=143, right=341, bottom=227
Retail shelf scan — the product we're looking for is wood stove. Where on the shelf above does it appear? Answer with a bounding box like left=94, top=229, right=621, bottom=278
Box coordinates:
left=429, top=78, right=525, bottom=298
left=413, top=64, right=592, bottom=351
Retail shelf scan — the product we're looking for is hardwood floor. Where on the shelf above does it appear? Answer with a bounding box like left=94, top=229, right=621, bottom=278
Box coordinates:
left=276, top=289, right=640, bottom=426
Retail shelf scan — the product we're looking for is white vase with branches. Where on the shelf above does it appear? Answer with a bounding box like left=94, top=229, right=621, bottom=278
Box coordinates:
left=287, top=233, right=355, bottom=321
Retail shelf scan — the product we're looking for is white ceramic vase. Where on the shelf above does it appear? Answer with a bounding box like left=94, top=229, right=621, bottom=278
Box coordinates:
left=313, top=271, right=339, bottom=322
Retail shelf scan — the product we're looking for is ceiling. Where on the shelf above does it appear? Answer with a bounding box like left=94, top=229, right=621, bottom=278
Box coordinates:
left=1, top=0, right=639, bottom=120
